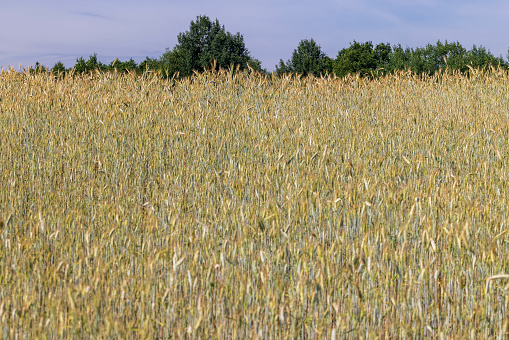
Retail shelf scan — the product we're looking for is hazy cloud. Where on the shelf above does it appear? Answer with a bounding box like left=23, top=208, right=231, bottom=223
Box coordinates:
left=74, top=11, right=109, bottom=19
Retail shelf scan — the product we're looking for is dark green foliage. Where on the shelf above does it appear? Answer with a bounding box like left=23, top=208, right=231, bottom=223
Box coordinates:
left=333, top=41, right=377, bottom=78
left=23, top=19, right=509, bottom=80
left=160, top=15, right=259, bottom=78
left=247, top=57, right=264, bottom=73
left=386, top=44, right=412, bottom=73
left=137, top=57, right=162, bottom=74
left=51, top=61, right=66, bottom=76
left=466, top=45, right=505, bottom=69
left=73, top=55, right=155, bottom=75
left=109, top=58, right=138, bottom=73
left=73, top=54, right=106, bottom=74
left=330, top=40, right=508, bottom=78
left=405, top=41, right=466, bottom=75
left=160, top=46, right=187, bottom=78
left=275, top=59, right=290, bottom=75
left=29, top=61, right=48, bottom=74
left=373, top=43, right=392, bottom=75
left=435, top=41, right=468, bottom=72
left=276, top=39, right=331, bottom=77
left=396, top=41, right=507, bottom=75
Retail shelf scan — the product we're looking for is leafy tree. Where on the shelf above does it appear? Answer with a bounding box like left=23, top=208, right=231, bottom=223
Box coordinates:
left=137, top=57, right=162, bottom=74
left=466, top=45, right=506, bottom=69
left=384, top=41, right=507, bottom=76
left=275, top=59, right=291, bottom=75
left=276, top=39, right=331, bottom=77
left=333, top=41, right=376, bottom=77
left=247, top=57, right=264, bottom=73
left=108, top=58, right=138, bottom=73
left=74, top=53, right=106, bottom=74
left=386, top=44, right=412, bottom=73
left=407, top=46, right=428, bottom=75
left=160, top=46, right=187, bottom=77
left=51, top=61, right=66, bottom=73
left=373, top=43, right=392, bottom=74
left=161, top=15, right=260, bottom=77
left=51, top=61, right=66, bottom=77
left=29, top=61, right=48, bottom=74
left=437, top=41, right=468, bottom=72
left=409, top=41, right=454, bottom=75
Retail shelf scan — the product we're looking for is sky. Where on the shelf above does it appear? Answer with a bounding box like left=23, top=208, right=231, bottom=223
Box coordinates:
left=1, top=0, right=508, bottom=71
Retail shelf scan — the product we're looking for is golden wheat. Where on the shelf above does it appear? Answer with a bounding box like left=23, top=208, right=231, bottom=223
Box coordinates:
left=1, top=67, right=509, bottom=338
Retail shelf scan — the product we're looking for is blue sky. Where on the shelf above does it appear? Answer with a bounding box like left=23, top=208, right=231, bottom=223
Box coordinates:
left=1, top=0, right=508, bottom=71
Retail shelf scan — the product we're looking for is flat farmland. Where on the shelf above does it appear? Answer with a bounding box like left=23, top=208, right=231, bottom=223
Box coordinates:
left=1, top=68, right=509, bottom=338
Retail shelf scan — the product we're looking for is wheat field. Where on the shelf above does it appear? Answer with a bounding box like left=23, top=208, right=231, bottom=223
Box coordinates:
left=1, top=67, right=509, bottom=338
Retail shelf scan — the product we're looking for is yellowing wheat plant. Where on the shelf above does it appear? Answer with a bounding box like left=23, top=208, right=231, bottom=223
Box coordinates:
left=1, top=66, right=509, bottom=338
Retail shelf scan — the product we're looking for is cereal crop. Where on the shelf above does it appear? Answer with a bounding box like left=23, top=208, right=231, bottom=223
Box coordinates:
left=1, top=67, right=509, bottom=338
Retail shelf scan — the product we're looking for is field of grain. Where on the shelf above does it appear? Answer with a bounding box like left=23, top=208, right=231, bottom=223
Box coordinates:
left=1, top=67, right=509, bottom=338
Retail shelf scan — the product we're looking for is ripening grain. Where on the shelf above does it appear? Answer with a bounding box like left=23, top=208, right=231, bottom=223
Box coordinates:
left=1, top=67, right=509, bottom=338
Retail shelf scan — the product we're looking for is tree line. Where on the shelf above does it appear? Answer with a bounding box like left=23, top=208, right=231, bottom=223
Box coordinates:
left=31, top=15, right=509, bottom=79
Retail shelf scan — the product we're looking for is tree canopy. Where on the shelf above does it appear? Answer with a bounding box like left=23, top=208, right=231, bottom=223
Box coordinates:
left=20, top=17, right=508, bottom=80
left=160, top=15, right=261, bottom=77
left=334, top=41, right=378, bottom=78
left=332, top=40, right=508, bottom=78
left=276, top=39, right=332, bottom=77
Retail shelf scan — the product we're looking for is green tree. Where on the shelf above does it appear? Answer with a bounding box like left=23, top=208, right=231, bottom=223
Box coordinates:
left=160, top=15, right=260, bottom=77
left=74, top=53, right=106, bottom=74
left=408, top=46, right=428, bottom=75
left=51, top=61, right=66, bottom=77
left=160, top=46, right=187, bottom=78
left=373, top=42, right=392, bottom=74
left=333, top=41, right=376, bottom=78
left=466, top=45, right=506, bottom=69
left=386, top=44, right=412, bottom=73
left=437, top=41, right=468, bottom=72
left=386, top=41, right=466, bottom=75
left=137, top=57, right=162, bottom=74
left=409, top=41, right=453, bottom=75
left=29, top=61, right=48, bottom=74
left=385, top=41, right=506, bottom=76
left=247, top=57, right=264, bottom=73
left=276, top=39, right=331, bottom=77
left=108, top=58, right=138, bottom=73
